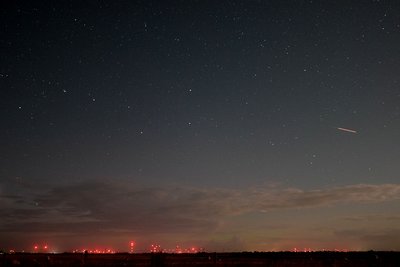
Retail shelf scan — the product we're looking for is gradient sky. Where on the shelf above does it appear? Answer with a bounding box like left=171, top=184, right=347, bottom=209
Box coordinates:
left=1, top=0, right=400, bottom=252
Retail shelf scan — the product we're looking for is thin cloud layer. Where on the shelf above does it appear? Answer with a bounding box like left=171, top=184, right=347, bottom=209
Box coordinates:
left=1, top=182, right=400, bottom=237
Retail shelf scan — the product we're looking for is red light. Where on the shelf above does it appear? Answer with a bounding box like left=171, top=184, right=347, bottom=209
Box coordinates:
left=44, top=245, right=48, bottom=249
left=129, top=241, right=135, bottom=253
left=150, top=244, right=161, bottom=253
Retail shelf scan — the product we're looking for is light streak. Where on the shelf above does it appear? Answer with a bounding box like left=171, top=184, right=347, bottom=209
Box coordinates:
left=337, top=127, right=357, bottom=134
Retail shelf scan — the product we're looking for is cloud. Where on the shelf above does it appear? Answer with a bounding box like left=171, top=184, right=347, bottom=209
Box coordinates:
left=1, top=182, right=400, bottom=237
left=342, top=214, right=400, bottom=222
left=204, top=236, right=246, bottom=252
left=254, top=183, right=400, bottom=211
left=334, top=228, right=400, bottom=251
left=359, top=229, right=400, bottom=250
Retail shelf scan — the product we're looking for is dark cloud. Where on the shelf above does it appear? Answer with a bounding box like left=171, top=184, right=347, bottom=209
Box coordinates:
left=359, top=229, right=400, bottom=251
left=342, top=214, right=400, bottom=222
left=334, top=228, right=400, bottom=251
left=2, top=182, right=400, bottom=236
left=204, top=236, right=246, bottom=252
left=254, top=184, right=400, bottom=211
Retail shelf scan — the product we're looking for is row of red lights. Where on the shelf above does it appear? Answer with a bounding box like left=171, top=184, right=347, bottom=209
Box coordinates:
left=70, top=242, right=203, bottom=254
left=29, top=246, right=202, bottom=254
left=16, top=243, right=349, bottom=254
left=33, top=245, right=48, bottom=251
left=149, top=244, right=204, bottom=254
left=72, top=249, right=116, bottom=254
left=293, top=248, right=348, bottom=252
left=27, top=242, right=347, bottom=254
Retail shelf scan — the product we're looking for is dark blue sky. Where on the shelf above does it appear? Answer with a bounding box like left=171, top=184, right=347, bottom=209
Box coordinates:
left=1, top=0, right=400, bottom=252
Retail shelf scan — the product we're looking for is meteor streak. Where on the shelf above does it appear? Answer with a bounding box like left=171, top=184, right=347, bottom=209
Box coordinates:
left=337, top=127, right=357, bottom=134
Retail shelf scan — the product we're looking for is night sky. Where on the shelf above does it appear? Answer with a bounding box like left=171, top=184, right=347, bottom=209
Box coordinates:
left=1, top=0, right=400, bottom=252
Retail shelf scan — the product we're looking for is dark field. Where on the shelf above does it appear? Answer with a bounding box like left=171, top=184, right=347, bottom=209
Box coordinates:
left=1, top=252, right=400, bottom=267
